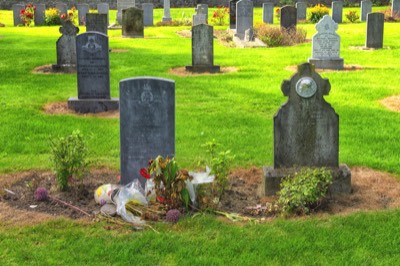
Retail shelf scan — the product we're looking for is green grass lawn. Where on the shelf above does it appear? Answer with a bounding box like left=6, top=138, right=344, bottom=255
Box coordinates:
left=1, top=7, right=400, bottom=265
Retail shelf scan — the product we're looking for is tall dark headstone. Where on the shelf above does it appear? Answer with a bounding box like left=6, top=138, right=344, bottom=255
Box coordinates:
left=34, top=4, right=46, bottom=26
left=119, top=77, right=175, bottom=186
left=68, top=32, right=118, bottom=113
left=262, top=63, right=351, bottom=195
left=52, top=21, right=79, bottom=72
left=77, top=4, right=89, bottom=26
left=229, top=0, right=239, bottom=29
left=186, top=24, right=220, bottom=73
left=366, top=12, right=384, bottom=49
left=280, top=5, right=297, bottom=30
left=236, top=0, right=253, bottom=40
left=122, top=7, right=144, bottom=38
left=13, top=4, right=25, bottom=26
left=86, top=13, right=108, bottom=35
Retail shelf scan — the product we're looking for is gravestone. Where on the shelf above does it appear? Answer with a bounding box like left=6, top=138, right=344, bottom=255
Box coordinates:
left=331, top=1, right=343, bottom=24
left=361, top=0, right=372, bottom=21
left=186, top=24, right=220, bottom=73
left=236, top=0, right=253, bottom=40
left=229, top=0, right=239, bottom=29
left=192, top=14, right=207, bottom=26
left=262, top=63, right=351, bottom=195
left=392, top=0, right=400, bottom=17
left=296, top=1, right=307, bottom=20
left=52, top=21, right=79, bottom=72
left=55, top=2, right=68, bottom=18
left=309, top=15, right=344, bottom=70
left=68, top=32, right=118, bottom=113
left=119, top=77, right=175, bottom=186
left=12, top=4, right=25, bottom=26
left=366, top=12, right=384, bottom=49
left=34, top=4, right=46, bottom=26
left=122, top=7, right=144, bottom=38
left=117, top=0, right=136, bottom=24
left=244, top=27, right=254, bottom=42
left=142, top=3, right=154, bottom=26
left=195, top=4, right=208, bottom=23
left=280, top=5, right=297, bottom=30
left=86, top=13, right=108, bottom=35
left=77, top=4, right=89, bottom=25
left=162, top=0, right=172, bottom=22
left=97, top=3, right=109, bottom=25
left=262, top=2, right=274, bottom=24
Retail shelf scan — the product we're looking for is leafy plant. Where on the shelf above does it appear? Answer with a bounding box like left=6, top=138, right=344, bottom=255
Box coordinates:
left=279, top=0, right=295, bottom=6
left=45, top=8, right=61, bottom=25
left=308, top=4, right=329, bottom=23
left=61, top=6, right=78, bottom=25
left=211, top=6, right=229, bottom=26
left=147, top=156, right=192, bottom=210
left=20, top=4, right=35, bottom=26
left=49, top=130, right=89, bottom=191
left=277, top=168, right=333, bottom=215
left=345, top=10, right=360, bottom=23
left=254, top=24, right=307, bottom=47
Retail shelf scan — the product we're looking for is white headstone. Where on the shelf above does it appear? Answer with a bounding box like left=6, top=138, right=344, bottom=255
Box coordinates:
left=162, top=0, right=172, bottom=22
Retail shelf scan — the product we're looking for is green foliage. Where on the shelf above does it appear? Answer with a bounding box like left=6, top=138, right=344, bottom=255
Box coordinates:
left=49, top=130, right=89, bottom=191
left=279, top=0, right=294, bottom=6
left=345, top=10, right=360, bottom=23
left=254, top=24, right=307, bottom=47
left=308, top=4, right=329, bottom=23
left=278, top=168, right=333, bottom=215
left=45, top=8, right=61, bottom=25
left=19, top=4, right=35, bottom=27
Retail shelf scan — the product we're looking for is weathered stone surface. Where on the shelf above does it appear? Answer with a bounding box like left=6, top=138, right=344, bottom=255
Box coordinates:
left=244, top=27, right=254, bottom=42
left=12, top=4, right=24, bottom=26
left=309, top=15, right=343, bottom=70
left=296, top=1, right=307, bottom=20
left=366, top=12, right=384, bottom=49
left=142, top=3, right=154, bottom=26
left=195, top=4, right=208, bottom=23
left=117, top=0, right=136, bottom=24
left=392, top=0, right=400, bottom=17
left=162, top=0, right=171, bottom=22
left=52, top=21, right=79, bottom=72
left=361, top=0, right=372, bottom=21
left=97, top=3, right=109, bottom=25
left=86, top=13, right=108, bottom=35
left=34, top=4, right=46, bottom=26
left=100, top=203, right=117, bottom=216
left=119, top=77, right=175, bottom=186
left=229, top=0, right=239, bottom=29
left=192, top=13, right=206, bottom=26
left=77, top=4, right=89, bottom=25
left=331, top=1, right=343, bottom=23
left=122, top=7, right=144, bottom=38
left=280, top=5, right=297, bottom=30
left=236, top=0, right=253, bottom=40
left=262, top=2, right=274, bottom=24
left=55, top=2, right=67, bottom=17
left=186, top=24, right=220, bottom=73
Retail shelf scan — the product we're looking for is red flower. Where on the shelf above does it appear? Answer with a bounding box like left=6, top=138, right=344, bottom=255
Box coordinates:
left=27, top=4, right=32, bottom=8
left=60, top=14, right=66, bottom=19
left=140, top=168, right=151, bottom=179
left=20, top=9, right=25, bottom=14
left=157, top=196, right=166, bottom=203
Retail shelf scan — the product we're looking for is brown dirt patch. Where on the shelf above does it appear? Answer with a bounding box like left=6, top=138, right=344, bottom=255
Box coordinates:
left=43, top=102, right=119, bottom=118
left=176, top=30, right=191, bottom=38
left=379, top=95, right=400, bottom=112
left=1, top=166, right=400, bottom=226
left=169, top=67, right=238, bottom=76
left=285, top=64, right=364, bottom=73
left=32, top=64, right=63, bottom=74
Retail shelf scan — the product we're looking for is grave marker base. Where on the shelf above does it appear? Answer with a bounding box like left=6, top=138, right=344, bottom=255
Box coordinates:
left=308, top=58, right=344, bottom=70
left=185, top=65, right=220, bottom=73
left=68, top=97, right=119, bottom=113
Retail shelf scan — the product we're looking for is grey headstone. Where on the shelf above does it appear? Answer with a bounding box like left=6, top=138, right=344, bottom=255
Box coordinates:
left=361, top=0, right=372, bottom=21
left=52, top=21, right=79, bottom=72
left=55, top=2, right=68, bottom=17
left=229, top=0, right=239, bottom=29
left=68, top=31, right=118, bottom=113
left=280, top=5, right=297, bottom=30
left=244, top=27, right=254, bottom=42
left=162, top=0, right=172, bottom=22
left=296, top=1, right=307, bottom=20
left=392, top=0, right=400, bottom=17
left=77, top=4, right=89, bottom=26
left=186, top=24, right=220, bottom=73
left=192, top=14, right=207, bottom=26
left=86, top=13, right=108, bottom=35
left=142, top=3, right=154, bottom=26
left=119, top=77, right=175, bottom=186
left=117, top=0, right=136, bottom=24
left=262, top=2, right=274, bottom=24
left=331, top=1, right=343, bottom=24
left=97, top=3, right=109, bottom=26
left=13, top=4, right=25, bottom=26
left=195, top=4, right=208, bottom=23
left=34, top=4, right=46, bottom=26
left=309, top=15, right=344, bottom=70
left=366, top=12, right=384, bottom=49
left=236, top=0, right=253, bottom=40
left=122, top=7, right=144, bottom=38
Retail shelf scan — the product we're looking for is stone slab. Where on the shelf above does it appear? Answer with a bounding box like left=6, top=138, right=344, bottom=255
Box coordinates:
left=117, top=0, right=136, bottom=24
left=309, top=58, right=344, bottom=70
left=86, top=13, right=108, bottom=35
left=361, top=0, right=372, bottom=21
left=142, top=3, right=154, bottom=26
left=331, top=1, right=343, bottom=23
left=162, top=0, right=171, bottom=22
left=235, top=0, right=253, bottom=40
left=296, top=2, right=307, bottom=20
left=366, top=12, right=384, bottom=49
left=262, top=2, right=274, bottom=24
left=97, top=3, right=109, bottom=25
left=77, top=4, right=89, bottom=26
left=53, top=21, right=79, bottom=69
left=122, top=7, right=144, bottom=38
left=13, top=4, right=24, bottom=26
left=229, top=0, right=239, bottom=29
left=392, top=0, right=400, bottom=17
left=280, top=5, right=297, bottom=30
left=34, top=4, right=46, bottom=26
left=68, top=97, right=119, bottom=113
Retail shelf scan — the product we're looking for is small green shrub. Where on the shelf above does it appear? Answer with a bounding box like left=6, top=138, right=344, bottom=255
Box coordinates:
left=308, top=4, right=329, bottom=23
left=254, top=24, right=307, bottom=47
left=50, top=130, right=89, bottom=191
left=45, top=8, right=61, bottom=26
left=211, top=6, right=229, bottom=26
left=278, top=168, right=332, bottom=215
left=345, top=10, right=360, bottom=23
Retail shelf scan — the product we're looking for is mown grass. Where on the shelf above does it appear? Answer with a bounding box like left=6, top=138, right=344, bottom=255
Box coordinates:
left=0, top=7, right=400, bottom=264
